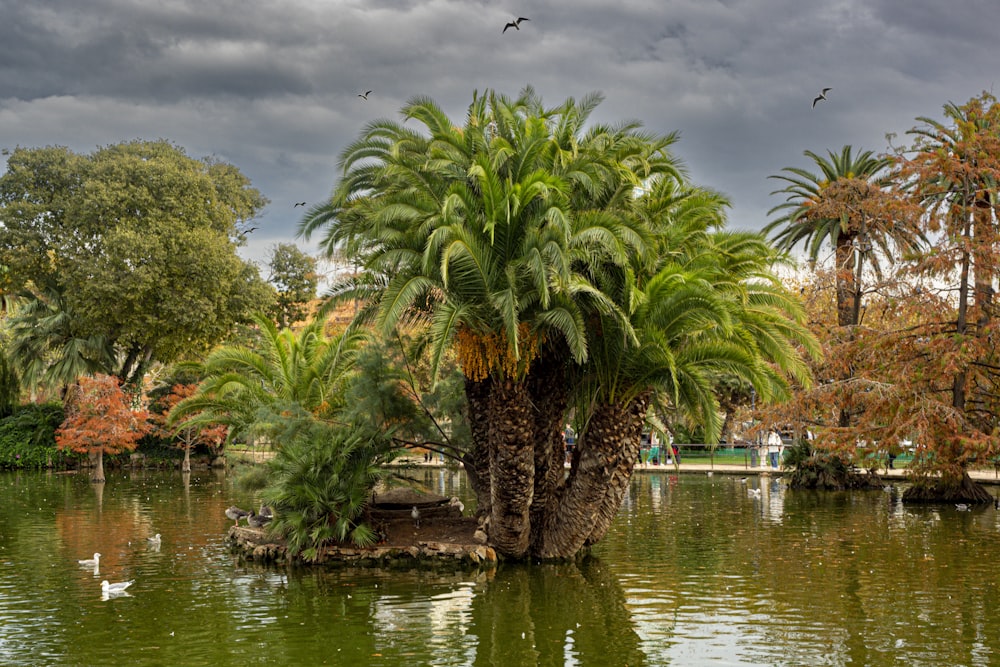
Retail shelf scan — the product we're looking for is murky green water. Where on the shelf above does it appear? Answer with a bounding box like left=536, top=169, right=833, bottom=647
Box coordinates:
left=1, top=468, right=998, bottom=666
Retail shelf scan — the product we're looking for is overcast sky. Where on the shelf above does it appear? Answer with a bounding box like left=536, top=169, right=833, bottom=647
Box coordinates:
left=2, top=0, right=997, bottom=275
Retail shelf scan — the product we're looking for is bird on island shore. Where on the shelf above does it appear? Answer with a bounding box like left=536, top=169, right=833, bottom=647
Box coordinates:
left=812, top=87, right=832, bottom=108
left=78, top=553, right=101, bottom=567
left=411, top=506, right=421, bottom=528
left=449, top=497, right=465, bottom=514
left=956, top=503, right=970, bottom=511
left=259, top=503, right=273, bottom=519
left=226, top=506, right=250, bottom=527
left=503, top=17, right=529, bottom=33
left=247, top=510, right=272, bottom=528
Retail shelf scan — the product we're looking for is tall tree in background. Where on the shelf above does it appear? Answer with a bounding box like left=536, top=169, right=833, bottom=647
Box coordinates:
left=765, top=146, right=921, bottom=327
left=265, top=243, right=319, bottom=328
left=887, top=93, right=1000, bottom=499
left=0, top=140, right=273, bottom=394
left=765, top=146, right=922, bottom=429
left=55, top=374, right=150, bottom=483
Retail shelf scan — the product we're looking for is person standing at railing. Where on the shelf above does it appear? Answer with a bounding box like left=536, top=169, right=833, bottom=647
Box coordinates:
left=767, top=430, right=782, bottom=469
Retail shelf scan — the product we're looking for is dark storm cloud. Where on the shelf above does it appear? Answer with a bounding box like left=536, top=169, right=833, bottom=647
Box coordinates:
left=1, top=0, right=997, bottom=267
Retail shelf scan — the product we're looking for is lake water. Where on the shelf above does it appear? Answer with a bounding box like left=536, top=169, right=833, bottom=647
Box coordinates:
left=1, top=467, right=998, bottom=666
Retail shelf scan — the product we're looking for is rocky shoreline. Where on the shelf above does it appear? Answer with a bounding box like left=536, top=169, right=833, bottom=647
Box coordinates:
left=226, top=524, right=498, bottom=567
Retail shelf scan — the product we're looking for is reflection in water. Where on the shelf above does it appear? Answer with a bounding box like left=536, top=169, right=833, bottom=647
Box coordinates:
left=3, top=469, right=1000, bottom=665
left=468, top=561, right=646, bottom=667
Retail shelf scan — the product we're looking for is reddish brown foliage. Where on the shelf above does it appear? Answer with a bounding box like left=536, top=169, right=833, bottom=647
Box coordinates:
left=55, top=374, right=151, bottom=455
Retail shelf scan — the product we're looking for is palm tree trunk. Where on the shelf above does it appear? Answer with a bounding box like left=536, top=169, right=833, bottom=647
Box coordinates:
left=527, top=353, right=570, bottom=554
left=463, top=376, right=493, bottom=520
left=532, top=393, right=649, bottom=559
left=584, top=394, right=651, bottom=547
left=487, top=376, right=535, bottom=558
left=182, top=444, right=191, bottom=473
left=835, top=237, right=858, bottom=328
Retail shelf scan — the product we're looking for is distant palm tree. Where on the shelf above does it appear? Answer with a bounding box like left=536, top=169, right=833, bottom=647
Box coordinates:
left=6, top=288, right=114, bottom=400
left=765, top=146, right=921, bottom=327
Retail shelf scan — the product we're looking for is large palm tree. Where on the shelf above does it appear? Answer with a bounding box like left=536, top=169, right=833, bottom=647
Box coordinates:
left=764, top=146, right=921, bottom=327
left=534, top=179, right=818, bottom=558
left=302, top=89, right=815, bottom=559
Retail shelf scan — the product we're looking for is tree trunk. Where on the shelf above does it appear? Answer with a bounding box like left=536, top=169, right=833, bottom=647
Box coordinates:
left=487, top=377, right=535, bottom=558
left=584, top=394, right=651, bottom=547
left=463, top=376, right=493, bottom=520
left=91, top=449, right=105, bottom=483
left=835, top=236, right=858, bottom=327
left=532, top=393, right=649, bottom=559
left=527, top=353, right=570, bottom=555
left=901, top=471, right=993, bottom=504
left=182, top=445, right=191, bottom=473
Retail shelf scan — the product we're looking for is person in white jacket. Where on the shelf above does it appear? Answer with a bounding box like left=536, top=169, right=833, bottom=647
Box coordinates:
left=766, top=430, right=783, bottom=469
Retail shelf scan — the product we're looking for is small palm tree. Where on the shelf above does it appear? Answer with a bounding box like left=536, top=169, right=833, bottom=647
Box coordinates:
left=168, top=313, right=365, bottom=446
left=261, top=417, right=393, bottom=559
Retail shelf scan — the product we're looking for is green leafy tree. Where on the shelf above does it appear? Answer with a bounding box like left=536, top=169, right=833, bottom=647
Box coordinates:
left=0, top=140, right=274, bottom=392
left=265, top=243, right=319, bottom=328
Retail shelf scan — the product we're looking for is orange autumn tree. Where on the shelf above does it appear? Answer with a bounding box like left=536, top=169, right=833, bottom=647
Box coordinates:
left=761, top=94, right=1000, bottom=503
left=153, top=383, right=227, bottom=472
left=55, top=374, right=151, bottom=483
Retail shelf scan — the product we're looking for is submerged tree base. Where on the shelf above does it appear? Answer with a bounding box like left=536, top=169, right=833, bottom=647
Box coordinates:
left=901, top=472, right=994, bottom=505
left=786, top=450, right=884, bottom=491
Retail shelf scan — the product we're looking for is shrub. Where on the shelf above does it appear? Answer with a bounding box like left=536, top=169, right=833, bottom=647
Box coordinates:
left=261, top=416, right=395, bottom=561
left=0, top=404, right=69, bottom=469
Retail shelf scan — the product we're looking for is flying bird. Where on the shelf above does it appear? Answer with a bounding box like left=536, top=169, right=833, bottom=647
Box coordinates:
left=812, top=87, right=832, bottom=108
left=503, top=17, right=529, bottom=33
left=358, top=90, right=372, bottom=100
left=293, top=201, right=307, bottom=208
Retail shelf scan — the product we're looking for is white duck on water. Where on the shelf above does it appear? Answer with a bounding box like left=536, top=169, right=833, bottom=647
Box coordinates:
left=101, top=580, right=134, bottom=598
left=78, top=552, right=101, bottom=568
